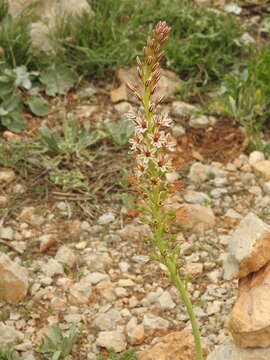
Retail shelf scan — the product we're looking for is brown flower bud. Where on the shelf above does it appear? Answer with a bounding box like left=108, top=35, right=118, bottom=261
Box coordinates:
left=136, top=56, right=142, bottom=67
left=137, top=66, right=143, bottom=79
left=157, top=51, right=165, bottom=62
left=151, top=62, right=160, bottom=73
left=126, top=82, right=136, bottom=93
left=146, top=56, right=153, bottom=65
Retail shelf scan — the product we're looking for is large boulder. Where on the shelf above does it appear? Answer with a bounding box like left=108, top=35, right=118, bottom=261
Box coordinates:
left=223, top=212, right=270, bottom=280
left=228, top=261, right=270, bottom=348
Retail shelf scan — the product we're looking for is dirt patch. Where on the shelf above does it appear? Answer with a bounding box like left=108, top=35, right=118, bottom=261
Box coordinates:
left=175, top=119, right=247, bottom=164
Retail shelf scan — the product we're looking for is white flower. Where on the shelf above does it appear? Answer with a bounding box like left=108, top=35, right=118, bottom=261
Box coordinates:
left=134, top=117, right=148, bottom=134
left=148, top=130, right=166, bottom=148
left=154, top=114, right=173, bottom=128
left=164, top=134, right=176, bottom=152
left=137, top=145, right=156, bottom=165
left=129, top=132, right=143, bottom=151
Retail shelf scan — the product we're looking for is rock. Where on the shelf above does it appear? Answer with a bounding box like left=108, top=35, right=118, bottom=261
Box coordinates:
left=39, top=234, right=58, bottom=252
left=0, top=323, right=23, bottom=347
left=185, top=263, right=204, bottom=276
left=86, top=272, right=109, bottom=285
left=252, top=161, right=270, bottom=180
left=96, top=280, right=116, bottom=302
left=143, top=314, right=169, bottom=331
left=68, top=277, right=92, bottom=305
left=74, top=105, right=98, bottom=119
left=126, top=317, right=145, bottom=345
left=183, top=190, right=210, bottom=204
left=263, top=181, right=270, bottom=195
left=189, top=115, right=216, bottom=129
left=249, top=151, right=265, bottom=165
left=64, top=314, right=82, bottom=323
left=138, top=330, right=208, bottom=360
left=19, top=207, right=36, bottom=221
left=115, top=67, right=181, bottom=104
left=93, top=309, right=122, bottom=331
left=41, top=259, right=63, bottom=277
left=84, top=252, right=112, bottom=272
left=189, top=163, right=210, bottom=183
left=156, top=290, right=176, bottom=310
left=171, top=101, right=197, bottom=117
left=208, top=339, right=270, bottom=360
left=228, top=261, right=270, bottom=348
left=114, top=101, right=133, bottom=114
left=96, top=330, right=127, bottom=352
left=97, top=212, right=115, bottom=225
left=223, top=212, right=270, bottom=280
left=0, top=253, right=28, bottom=304
left=0, top=196, right=8, bottom=207
left=8, top=0, right=93, bottom=51
left=224, top=3, right=242, bottom=14
left=110, top=84, right=129, bottom=103
left=172, top=124, right=186, bottom=137
left=178, top=204, right=216, bottom=232
left=55, top=245, right=77, bottom=268
left=0, top=168, right=15, bottom=185
left=0, top=226, right=14, bottom=240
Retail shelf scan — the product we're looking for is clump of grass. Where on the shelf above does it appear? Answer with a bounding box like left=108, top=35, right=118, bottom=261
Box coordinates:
left=50, top=0, right=246, bottom=93
left=0, top=5, right=33, bottom=68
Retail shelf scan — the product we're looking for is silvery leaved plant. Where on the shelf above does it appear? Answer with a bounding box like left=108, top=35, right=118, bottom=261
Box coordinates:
left=127, top=21, right=204, bottom=360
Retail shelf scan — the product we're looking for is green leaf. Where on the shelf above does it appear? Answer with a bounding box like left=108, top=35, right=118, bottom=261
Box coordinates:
left=39, top=127, right=61, bottom=153
left=26, top=95, right=50, bottom=116
left=40, top=65, right=78, bottom=97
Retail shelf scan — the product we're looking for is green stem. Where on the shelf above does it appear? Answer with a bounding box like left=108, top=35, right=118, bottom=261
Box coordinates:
left=166, top=258, right=204, bottom=360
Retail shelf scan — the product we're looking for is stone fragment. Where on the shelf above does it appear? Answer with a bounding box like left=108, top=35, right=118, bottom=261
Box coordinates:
left=55, top=245, right=77, bottom=268
left=96, top=280, right=116, bottom=301
left=0, top=323, right=23, bottom=347
left=86, top=272, right=109, bottom=285
left=0, top=226, right=14, bottom=240
left=189, top=163, right=210, bottom=183
left=39, top=234, right=58, bottom=252
left=143, top=314, right=169, bottom=330
left=0, top=254, right=28, bottom=304
left=223, top=212, right=270, bottom=280
left=252, top=160, right=270, bottom=180
left=97, top=212, right=115, bottom=225
left=0, top=168, right=15, bottom=185
left=189, top=115, right=216, bottom=129
left=228, top=261, right=270, bottom=348
left=114, top=101, right=133, bottom=114
left=249, top=151, right=265, bottom=165
left=156, top=290, right=176, bottom=310
left=207, top=338, right=270, bottom=360
left=183, top=190, right=210, bottom=204
left=0, top=196, right=8, bottom=207
left=41, top=259, right=63, bottom=277
left=96, top=330, right=127, bottom=352
left=172, top=124, right=186, bottom=137
left=93, top=309, right=122, bottom=331
left=171, top=101, right=197, bottom=117
left=110, top=83, right=128, bottom=103
left=185, top=262, right=204, bottom=276
left=116, top=67, right=181, bottom=104
left=126, top=317, right=145, bottom=345
left=68, top=277, right=92, bottom=305
left=138, top=331, right=208, bottom=360
left=178, top=204, right=215, bottom=232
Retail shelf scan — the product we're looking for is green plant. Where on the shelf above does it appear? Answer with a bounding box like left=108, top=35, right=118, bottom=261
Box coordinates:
left=210, top=69, right=267, bottom=152
left=39, top=64, right=78, bottom=96
left=127, top=22, right=203, bottom=360
left=49, top=169, right=89, bottom=192
left=104, top=118, right=134, bottom=148
left=97, top=348, right=137, bottom=360
left=36, top=324, right=77, bottom=360
left=0, top=346, right=23, bottom=360
left=0, top=65, right=50, bottom=130
left=50, top=0, right=246, bottom=93
left=0, top=9, right=32, bottom=68
left=40, top=114, right=105, bottom=160
left=0, top=0, right=8, bottom=22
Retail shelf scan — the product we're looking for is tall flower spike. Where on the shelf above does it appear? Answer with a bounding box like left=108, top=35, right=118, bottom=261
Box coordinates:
left=127, top=21, right=204, bottom=360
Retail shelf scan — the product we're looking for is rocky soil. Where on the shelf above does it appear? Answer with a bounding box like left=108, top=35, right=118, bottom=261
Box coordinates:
left=2, top=129, right=270, bottom=358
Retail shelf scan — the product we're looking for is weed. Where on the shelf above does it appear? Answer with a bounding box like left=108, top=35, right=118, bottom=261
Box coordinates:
left=36, top=324, right=77, bottom=360
left=104, top=118, right=134, bottom=148
left=49, top=169, right=89, bottom=192
left=0, top=0, right=8, bottom=22
left=0, top=8, right=33, bottom=68
left=50, top=0, right=245, bottom=94
left=97, top=348, right=137, bottom=360
left=0, top=346, right=23, bottom=360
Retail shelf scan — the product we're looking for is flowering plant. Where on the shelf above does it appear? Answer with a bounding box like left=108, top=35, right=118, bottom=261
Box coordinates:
left=127, top=21, right=204, bottom=360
